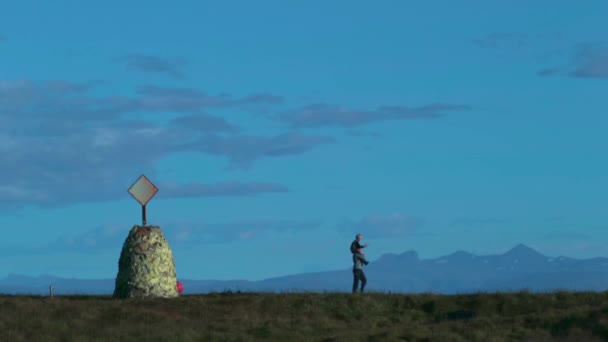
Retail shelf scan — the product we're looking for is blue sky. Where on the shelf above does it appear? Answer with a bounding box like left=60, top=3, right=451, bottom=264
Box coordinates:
left=0, top=1, right=606, bottom=280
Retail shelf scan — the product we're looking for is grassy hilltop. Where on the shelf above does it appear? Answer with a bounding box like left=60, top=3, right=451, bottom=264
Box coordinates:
left=2, top=291, right=608, bottom=341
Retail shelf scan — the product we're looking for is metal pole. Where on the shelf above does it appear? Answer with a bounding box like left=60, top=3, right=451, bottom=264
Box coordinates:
left=142, top=205, right=147, bottom=226
left=49, top=285, right=53, bottom=299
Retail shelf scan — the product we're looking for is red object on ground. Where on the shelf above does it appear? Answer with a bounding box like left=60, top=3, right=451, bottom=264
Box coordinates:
left=176, top=281, right=184, bottom=294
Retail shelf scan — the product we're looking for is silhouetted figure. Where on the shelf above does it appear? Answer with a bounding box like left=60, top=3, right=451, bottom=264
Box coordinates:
left=352, top=248, right=369, bottom=293
left=350, top=233, right=368, bottom=254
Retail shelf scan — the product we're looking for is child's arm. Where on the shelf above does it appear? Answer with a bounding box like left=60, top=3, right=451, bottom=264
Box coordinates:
left=355, top=253, right=370, bottom=265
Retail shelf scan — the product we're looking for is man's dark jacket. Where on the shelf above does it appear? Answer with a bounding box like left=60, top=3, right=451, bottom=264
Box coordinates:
left=350, top=239, right=366, bottom=253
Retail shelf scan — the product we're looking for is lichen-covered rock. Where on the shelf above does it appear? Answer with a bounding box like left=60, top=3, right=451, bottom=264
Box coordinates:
left=113, top=225, right=178, bottom=298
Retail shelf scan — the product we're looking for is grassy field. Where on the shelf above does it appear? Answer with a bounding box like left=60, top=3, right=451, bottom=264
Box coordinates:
left=2, top=290, right=608, bottom=341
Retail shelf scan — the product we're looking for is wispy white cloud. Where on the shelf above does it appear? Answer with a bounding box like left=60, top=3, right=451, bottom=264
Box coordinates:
left=0, top=77, right=466, bottom=210
left=177, top=132, right=335, bottom=169
left=538, top=43, right=608, bottom=79
left=0, top=79, right=307, bottom=210
left=121, top=54, right=188, bottom=79
left=278, top=103, right=470, bottom=128
left=169, top=113, right=239, bottom=133
left=157, top=181, right=289, bottom=198
left=136, top=85, right=283, bottom=111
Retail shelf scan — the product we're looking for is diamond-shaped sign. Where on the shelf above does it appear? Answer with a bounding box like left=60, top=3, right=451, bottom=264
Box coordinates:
left=128, top=175, right=158, bottom=206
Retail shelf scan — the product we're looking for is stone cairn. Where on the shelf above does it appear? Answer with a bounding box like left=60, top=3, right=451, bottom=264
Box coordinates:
left=113, top=225, right=178, bottom=298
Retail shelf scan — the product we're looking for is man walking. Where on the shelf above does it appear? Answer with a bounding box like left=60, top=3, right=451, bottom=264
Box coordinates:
left=352, top=248, right=369, bottom=293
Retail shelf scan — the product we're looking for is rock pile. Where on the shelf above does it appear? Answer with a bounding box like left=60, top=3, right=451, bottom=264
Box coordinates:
left=113, top=225, right=178, bottom=298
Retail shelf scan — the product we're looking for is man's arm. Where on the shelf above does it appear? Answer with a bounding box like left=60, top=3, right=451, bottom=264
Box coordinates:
left=355, top=241, right=368, bottom=249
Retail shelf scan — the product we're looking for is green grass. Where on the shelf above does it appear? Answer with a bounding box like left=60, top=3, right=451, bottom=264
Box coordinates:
left=2, top=290, right=608, bottom=341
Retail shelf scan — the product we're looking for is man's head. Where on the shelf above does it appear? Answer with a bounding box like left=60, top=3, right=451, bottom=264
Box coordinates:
left=356, top=233, right=362, bottom=242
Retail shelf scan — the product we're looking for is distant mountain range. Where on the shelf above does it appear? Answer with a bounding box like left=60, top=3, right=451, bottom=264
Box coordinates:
left=3, top=244, right=608, bottom=295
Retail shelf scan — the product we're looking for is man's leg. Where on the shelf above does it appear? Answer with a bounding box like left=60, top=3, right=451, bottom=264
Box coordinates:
left=360, top=271, right=367, bottom=293
left=352, top=270, right=359, bottom=293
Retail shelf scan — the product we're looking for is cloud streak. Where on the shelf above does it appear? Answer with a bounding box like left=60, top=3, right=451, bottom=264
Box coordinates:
left=0, top=77, right=464, bottom=209
left=157, top=181, right=289, bottom=198
left=169, top=113, right=239, bottom=133
left=0, top=79, right=318, bottom=210
left=538, top=43, right=608, bottom=79
left=177, top=132, right=335, bottom=169
left=122, top=54, right=188, bottom=79
left=137, top=86, right=283, bottom=111
left=279, top=103, right=470, bottom=128
left=0, top=79, right=284, bottom=124
left=0, top=118, right=300, bottom=209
